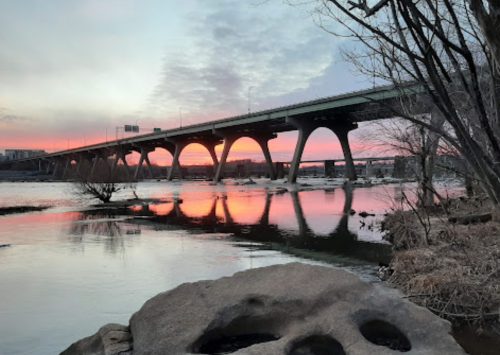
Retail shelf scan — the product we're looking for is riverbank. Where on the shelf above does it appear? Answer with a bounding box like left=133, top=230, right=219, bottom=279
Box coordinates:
left=383, top=195, right=500, bottom=350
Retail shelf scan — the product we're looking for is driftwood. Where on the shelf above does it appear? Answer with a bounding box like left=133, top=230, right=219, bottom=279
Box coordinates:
left=448, top=213, right=492, bottom=225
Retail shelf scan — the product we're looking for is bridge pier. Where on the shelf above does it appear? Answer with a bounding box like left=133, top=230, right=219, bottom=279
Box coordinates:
left=166, top=141, right=186, bottom=181
left=325, top=160, right=335, bottom=177
left=133, top=146, right=155, bottom=180
left=45, top=159, right=52, bottom=174
left=365, top=161, right=373, bottom=177
left=51, top=159, right=59, bottom=178
left=75, top=153, right=94, bottom=178
left=333, top=125, right=357, bottom=181
left=214, top=131, right=277, bottom=182
left=112, top=148, right=132, bottom=179
left=90, top=151, right=110, bottom=179
left=286, top=116, right=358, bottom=183
left=61, top=158, right=72, bottom=179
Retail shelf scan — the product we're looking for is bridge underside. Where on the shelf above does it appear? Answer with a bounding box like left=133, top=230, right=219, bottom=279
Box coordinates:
left=4, top=84, right=427, bottom=182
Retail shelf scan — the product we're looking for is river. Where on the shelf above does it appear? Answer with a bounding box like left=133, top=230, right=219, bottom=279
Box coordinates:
left=0, top=178, right=487, bottom=355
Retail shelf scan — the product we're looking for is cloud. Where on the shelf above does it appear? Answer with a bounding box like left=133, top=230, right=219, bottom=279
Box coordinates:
left=0, top=108, right=30, bottom=123
left=148, top=0, right=340, bottom=126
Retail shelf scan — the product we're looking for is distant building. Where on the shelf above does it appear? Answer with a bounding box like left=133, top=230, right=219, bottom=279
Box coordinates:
left=0, top=153, right=6, bottom=162
left=4, top=149, right=46, bottom=161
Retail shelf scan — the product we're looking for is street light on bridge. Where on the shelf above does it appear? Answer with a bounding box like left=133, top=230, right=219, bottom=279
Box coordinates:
left=179, top=107, right=184, bottom=128
left=248, top=86, right=255, bottom=114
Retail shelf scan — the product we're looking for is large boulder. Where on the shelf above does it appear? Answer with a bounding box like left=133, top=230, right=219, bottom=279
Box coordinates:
left=61, top=263, right=466, bottom=355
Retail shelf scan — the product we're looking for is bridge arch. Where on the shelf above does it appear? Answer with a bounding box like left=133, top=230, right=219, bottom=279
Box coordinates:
left=286, top=116, right=358, bottom=183
left=166, top=140, right=220, bottom=181
left=214, top=134, right=277, bottom=182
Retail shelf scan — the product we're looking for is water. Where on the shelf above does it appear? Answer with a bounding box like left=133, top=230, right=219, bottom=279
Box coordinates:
left=0, top=178, right=465, bottom=355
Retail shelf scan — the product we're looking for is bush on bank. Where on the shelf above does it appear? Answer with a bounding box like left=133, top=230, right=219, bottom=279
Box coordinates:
left=383, top=198, right=500, bottom=333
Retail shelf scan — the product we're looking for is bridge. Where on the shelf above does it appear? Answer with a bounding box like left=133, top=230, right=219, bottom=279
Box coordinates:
left=3, top=83, right=424, bottom=183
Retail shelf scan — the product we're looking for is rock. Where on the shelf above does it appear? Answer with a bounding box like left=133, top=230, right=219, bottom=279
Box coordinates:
left=62, top=263, right=465, bottom=355
left=274, top=188, right=288, bottom=194
left=359, top=211, right=375, bottom=217
left=243, top=179, right=256, bottom=185
left=60, top=323, right=132, bottom=355
left=99, top=324, right=133, bottom=355
left=0, top=244, right=11, bottom=249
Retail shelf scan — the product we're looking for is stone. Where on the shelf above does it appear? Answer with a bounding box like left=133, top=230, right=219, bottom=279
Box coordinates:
left=99, top=324, right=133, bottom=355
left=61, top=323, right=132, bottom=355
left=359, top=211, right=375, bottom=217
left=61, top=263, right=466, bottom=355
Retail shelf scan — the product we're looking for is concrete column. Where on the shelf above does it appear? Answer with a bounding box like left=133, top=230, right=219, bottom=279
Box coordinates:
left=134, top=154, right=145, bottom=180
left=90, top=157, right=100, bottom=179
left=111, top=151, right=132, bottom=179
left=393, top=156, right=405, bottom=178
left=256, top=138, right=277, bottom=180
left=215, top=137, right=236, bottom=182
left=134, top=148, right=154, bottom=180
left=275, top=162, right=285, bottom=179
left=45, top=160, right=52, bottom=174
left=365, top=161, right=373, bottom=177
left=325, top=160, right=336, bottom=177
left=76, top=159, right=83, bottom=176
left=332, top=127, right=357, bottom=181
left=111, top=155, right=119, bottom=173
left=144, top=154, right=154, bottom=178
left=167, top=143, right=186, bottom=181
left=52, top=160, right=60, bottom=178
left=62, top=159, right=71, bottom=179
left=202, top=143, right=219, bottom=178
left=288, top=127, right=313, bottom=183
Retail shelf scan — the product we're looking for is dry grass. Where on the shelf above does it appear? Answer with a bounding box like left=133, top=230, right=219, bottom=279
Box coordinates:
left=385, top=198, right=500, bottom=332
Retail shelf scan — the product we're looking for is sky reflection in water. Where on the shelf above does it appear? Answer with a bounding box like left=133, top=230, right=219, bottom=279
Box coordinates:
left=0, top=180, right=462, bottom=355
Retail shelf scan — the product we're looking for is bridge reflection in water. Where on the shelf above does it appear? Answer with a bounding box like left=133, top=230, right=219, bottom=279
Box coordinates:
left=69, top=186, right=392, bottom=265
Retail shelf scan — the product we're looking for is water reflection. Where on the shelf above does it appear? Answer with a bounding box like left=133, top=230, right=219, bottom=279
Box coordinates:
left=69, top=185, right=391, bottom=264
left=67, top=212, right=142, bottom=255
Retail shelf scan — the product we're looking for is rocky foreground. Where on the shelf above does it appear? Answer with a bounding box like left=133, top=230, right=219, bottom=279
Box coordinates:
left=61, top=263, right=466, bottom=355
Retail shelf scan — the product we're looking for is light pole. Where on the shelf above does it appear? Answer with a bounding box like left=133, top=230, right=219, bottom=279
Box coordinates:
left=248, top=86, right=255, bottom=114
left=179, top=107, right=184, bottom=128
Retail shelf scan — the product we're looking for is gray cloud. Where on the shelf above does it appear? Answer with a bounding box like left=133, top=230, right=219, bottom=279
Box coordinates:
left=0, top=108, right=30, bottom=123
left=148, top=0, right=340, bottom=126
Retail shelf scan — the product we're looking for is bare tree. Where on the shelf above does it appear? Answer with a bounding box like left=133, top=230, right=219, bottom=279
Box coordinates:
left=72, top=160, right=136, bottom=203
left=466, top=0, right=500, bottom=75
left=284, top=0, right=500, bottom=208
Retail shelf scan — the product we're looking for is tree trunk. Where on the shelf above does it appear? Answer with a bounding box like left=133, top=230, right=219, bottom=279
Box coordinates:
left=418, top=111, right=446, bottom=208
left=467, top=1, right=500, bottom=76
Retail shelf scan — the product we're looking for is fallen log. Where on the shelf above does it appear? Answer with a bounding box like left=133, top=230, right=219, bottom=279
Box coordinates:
left=448, top=213, right=492, bottom=225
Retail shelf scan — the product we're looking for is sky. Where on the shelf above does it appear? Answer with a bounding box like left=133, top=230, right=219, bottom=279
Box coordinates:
left=0, top=0, right=378, bottom=165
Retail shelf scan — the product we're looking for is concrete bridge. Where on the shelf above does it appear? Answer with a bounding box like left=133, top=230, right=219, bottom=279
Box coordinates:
left=3, top=83, right=424, bottom=183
